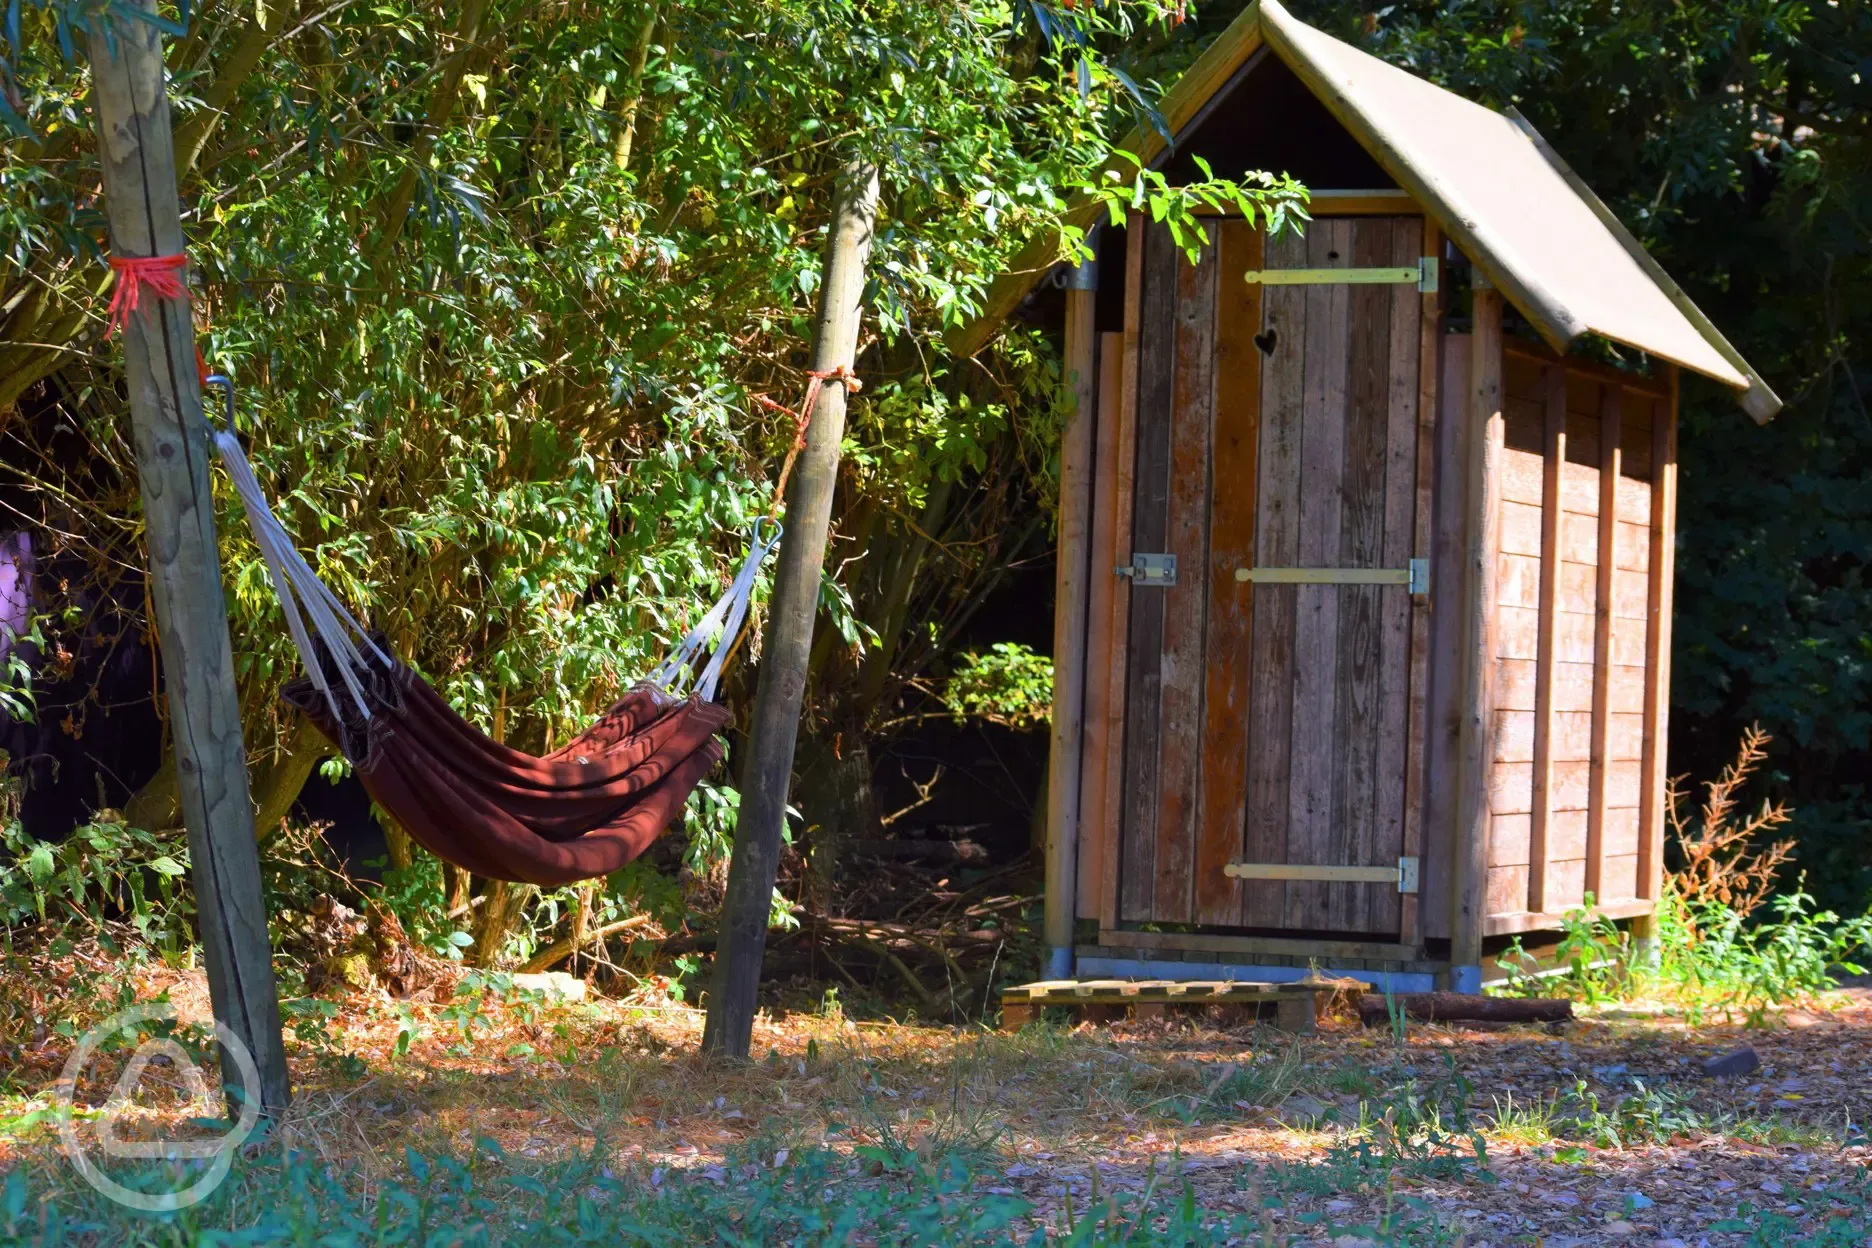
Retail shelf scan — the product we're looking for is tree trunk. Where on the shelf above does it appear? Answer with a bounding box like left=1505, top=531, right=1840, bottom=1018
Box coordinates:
left=804, top=739, right=877, bottom=913
left=130, top=711, right=330, bottom=839
left=379, top=810, right=414, bottom=871
left=172, top=1, right=296, bottom=174
left=611, top=3, right=659, bottom=171
left=373, top=0, right=494, bottom=262
left=251, top=713, right=329, bottom=838
left=472, top=878, right=533, bottom=967
left=445, top=863, right=472, bottom=916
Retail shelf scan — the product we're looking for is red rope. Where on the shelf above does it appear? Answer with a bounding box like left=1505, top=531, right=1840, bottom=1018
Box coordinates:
left=105, top=253, right=190, bottom=338
left=762, top=365, right=861, bottom=520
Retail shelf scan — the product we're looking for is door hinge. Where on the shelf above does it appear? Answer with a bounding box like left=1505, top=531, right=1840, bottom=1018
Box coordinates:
left=1408, top=557, right=1430, bottom=596
left=1115, top=553, right=1176, bottom=587
left=1397, top=856, right=1420, bottom=895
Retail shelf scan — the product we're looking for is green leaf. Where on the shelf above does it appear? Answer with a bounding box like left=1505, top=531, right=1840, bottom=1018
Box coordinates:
left=24, top=842, right=52, bottom=886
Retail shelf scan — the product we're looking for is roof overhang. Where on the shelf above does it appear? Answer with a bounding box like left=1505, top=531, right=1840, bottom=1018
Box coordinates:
left=948, top=0, right=1780, bottom=422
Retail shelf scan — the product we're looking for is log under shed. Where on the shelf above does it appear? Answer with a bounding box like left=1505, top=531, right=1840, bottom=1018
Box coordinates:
left=950, top=0, right=1777, bottom=993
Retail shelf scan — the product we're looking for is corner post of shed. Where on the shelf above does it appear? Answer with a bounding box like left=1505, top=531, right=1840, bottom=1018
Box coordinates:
left=1631, top=363, right=1679, bottom=969
left=1449, top=279, right=1504, bottom=993
left=1044, top=254, right=1100, bottom=979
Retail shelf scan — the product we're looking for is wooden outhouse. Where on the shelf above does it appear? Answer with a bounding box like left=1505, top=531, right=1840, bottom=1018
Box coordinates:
left=951, top=0, right=1778, bottom=991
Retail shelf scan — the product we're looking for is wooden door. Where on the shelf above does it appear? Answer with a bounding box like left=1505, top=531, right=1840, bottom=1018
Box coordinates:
left=1111, top=214, right=1431, bottom=938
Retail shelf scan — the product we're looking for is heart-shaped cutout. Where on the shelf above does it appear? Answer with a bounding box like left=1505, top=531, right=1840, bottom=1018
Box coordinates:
left=1253, top=327, right=1278, bottom=356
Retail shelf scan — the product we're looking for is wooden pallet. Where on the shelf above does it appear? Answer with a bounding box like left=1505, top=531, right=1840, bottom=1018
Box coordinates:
left=998, top=978, right=1366, bottom=1033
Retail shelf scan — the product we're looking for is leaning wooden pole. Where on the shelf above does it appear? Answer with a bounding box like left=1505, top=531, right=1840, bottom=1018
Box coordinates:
left=702, top=161, right=880, bottom=1059
left=86, top=3, right=291, bottom=1117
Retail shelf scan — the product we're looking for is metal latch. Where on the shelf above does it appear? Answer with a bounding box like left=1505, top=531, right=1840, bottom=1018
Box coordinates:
left=1241, top=257, right=1438, bottom=293
left=1234, top=560, right=1429, bottom=595
left=1115, top=553, right=1176, bottom=587
left=1222, top=856, right=1420, bottom=894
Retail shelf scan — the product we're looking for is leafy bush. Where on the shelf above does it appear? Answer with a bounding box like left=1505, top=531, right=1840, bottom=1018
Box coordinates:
left=0, top=810, right=193, bottom=952
left=943, top=642, right=1054, bottom=730
left=1657, top=886, right=1872, bottom=1025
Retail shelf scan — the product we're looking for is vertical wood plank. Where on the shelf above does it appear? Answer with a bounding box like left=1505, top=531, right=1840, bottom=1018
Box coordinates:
left=1245, top=223, right=1308, bottom=928
left=1287, top=218, right=1350, bottom=929
left=1637, top=373, right=1678, bottom=907
left=1334, top=217, right=1392, bottom=932
left=1398, top=218, right=1441, bottom=945
left=1119, top=221, right=1178, bottom=922
left=1099, top=219, right=1144, bottom=931
left=1588, top=385, right=1622, bottom=905
left=1371, top=216, right=1423, bottom=937
left=1420, top=331, right=1471, bottom=941
left=1045, top=280, right=1098, bottom=959
left=1528, top=364, right=1567, bottom=915
left=1452, top=285, right=1505, bottom=976
left=1154, top=239, right=1218, bottom=924
left=1077, top=333, right=1125, bottom=917
left=1197, top=221, right=1262, bottom=927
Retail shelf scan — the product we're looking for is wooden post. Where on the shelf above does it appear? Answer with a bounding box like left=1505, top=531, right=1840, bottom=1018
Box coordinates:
left=1631, top=366, right=1678, bottom=964
left=86, top=4, right=290, bottom=1116
left=1449, top=283, right=1503, bottom=992
left=701, top=161, right=880, bottom=1059
left=1529, top=364, right=1567, bottom=915
left=1044, top=258, right=1098, bottom=978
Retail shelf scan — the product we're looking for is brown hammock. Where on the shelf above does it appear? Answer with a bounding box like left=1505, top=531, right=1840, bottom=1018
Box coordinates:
left=208, top=372, right=786, bottom=887
left=284, top=657, right=730, bottom=886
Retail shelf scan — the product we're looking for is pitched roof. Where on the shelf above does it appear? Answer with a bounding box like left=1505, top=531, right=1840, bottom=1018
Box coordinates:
left=948, top=0, right=1779, bottom=421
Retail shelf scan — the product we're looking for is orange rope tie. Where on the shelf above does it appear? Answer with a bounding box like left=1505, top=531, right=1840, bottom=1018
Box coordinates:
left=762, top=365, right=862, bottom=520
left=105, top=253, right=190, bottom=338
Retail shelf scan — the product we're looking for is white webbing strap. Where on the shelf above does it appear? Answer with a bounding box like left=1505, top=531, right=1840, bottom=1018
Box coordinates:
left=210, top=423, right=389, bottom=723
left=647, top=519, right=781, bottom=702
left=206, top=375, right=777, bottom=716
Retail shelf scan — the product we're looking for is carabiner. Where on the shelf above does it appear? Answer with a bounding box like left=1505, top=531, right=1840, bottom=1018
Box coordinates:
left=202, top=372, right=237, bottom=434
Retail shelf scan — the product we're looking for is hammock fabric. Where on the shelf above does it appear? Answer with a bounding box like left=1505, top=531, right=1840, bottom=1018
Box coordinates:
left=283, top=661, right=730, bottom=886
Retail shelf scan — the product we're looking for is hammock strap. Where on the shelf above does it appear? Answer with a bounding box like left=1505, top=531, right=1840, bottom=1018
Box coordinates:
left=205, top=375, right=388, bottom=724
left=645, top=516, right=782, bottom=702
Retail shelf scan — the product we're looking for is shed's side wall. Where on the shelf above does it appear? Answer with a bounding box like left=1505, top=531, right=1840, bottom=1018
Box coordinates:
left=1483, top=346, right=1671, bottom=935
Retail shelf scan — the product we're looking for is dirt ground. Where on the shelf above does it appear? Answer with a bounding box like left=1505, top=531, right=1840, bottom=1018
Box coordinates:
left=5, top=966, right=1869, bottom=1244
